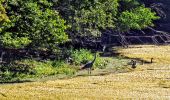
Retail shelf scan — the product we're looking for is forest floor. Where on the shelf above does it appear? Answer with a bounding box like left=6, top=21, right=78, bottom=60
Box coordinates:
left=1, top=45, right=170, bottom=99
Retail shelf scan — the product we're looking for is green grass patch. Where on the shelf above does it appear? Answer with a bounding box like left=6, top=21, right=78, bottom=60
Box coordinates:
left=0, top=59, right=77, bottom=83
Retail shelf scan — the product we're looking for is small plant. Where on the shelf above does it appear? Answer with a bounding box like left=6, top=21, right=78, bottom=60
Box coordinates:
left=70, top=49, right=94, bottom=65
left=94, top=58, right=111, bottom=69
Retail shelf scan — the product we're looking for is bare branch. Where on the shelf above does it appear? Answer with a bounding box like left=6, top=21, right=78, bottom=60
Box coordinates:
left=150, top=3, right=166, bottom=18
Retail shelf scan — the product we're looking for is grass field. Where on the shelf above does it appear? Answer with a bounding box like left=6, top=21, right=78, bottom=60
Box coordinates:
left=1, top=45, right=170, bottom=99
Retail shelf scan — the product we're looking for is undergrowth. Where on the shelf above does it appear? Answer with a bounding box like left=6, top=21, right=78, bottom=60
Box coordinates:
left=70, top=49, right=111, bottom=69
left=0, top=60, right=76, bottom=82
left=0, top=49, right=112, bottom=83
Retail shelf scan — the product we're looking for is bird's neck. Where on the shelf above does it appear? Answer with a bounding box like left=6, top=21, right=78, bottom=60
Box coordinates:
left=92, top=53, right=97, bottom=63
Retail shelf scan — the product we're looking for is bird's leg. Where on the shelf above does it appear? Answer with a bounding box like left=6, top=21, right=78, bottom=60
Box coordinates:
left=141, top=60, right=144, bottom=65
left=90, top=68, right=92, bottom=75
left=88, top=68, right=89, bottom=74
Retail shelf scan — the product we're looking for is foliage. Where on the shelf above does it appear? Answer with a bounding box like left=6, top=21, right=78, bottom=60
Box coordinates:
left=0, top=59, right=76, bottom=82
left=0, top=0, right=161, bottom=82
left=55, top=0, right=118, bottom=38
left=70, top=49, right=94, bottom=65
left=0, top=70, right=14, bottom=82
left=0, top=0, right=160, bottom=48
left=22, top=59, right=76, bottom=76
left=0, top=0, right=10, bottom=32
left=94, top=57, right=111, bottom=69
left=118, top=6, right=159, bottom=31
left=0, top=0, right=68, bottom=50
left=70, top=49, right=110, bottom=68
left=55, top=0, right=159, bottom=39
left=118, top=0, right=141, bottom=11
left=0, top=0, right=160, bottom=49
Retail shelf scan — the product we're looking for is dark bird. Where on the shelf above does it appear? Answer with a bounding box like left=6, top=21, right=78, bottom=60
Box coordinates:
left=151, top=58, right=154, bottom=63
left=81, top=52, right=97, bottom=74
left=131, top=60, right=137, bottom=69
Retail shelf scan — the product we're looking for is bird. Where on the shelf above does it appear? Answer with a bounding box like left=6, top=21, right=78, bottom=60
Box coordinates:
left=81, top=52, right=97, bottom=75
left=130, top=60, right=137, bottom=69
left=151, top=58, right=154, bottom=63
left=102, top=45, right=106, bottom=52
left=102, top=45, right=110, bottom=52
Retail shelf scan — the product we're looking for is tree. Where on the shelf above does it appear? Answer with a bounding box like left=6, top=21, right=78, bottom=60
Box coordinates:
left=0, top=0, right=160, bottom=49
left=54, top=0, right=159, bottom=47
left=0, top=0, right=68, bottom=51
left=0, top=0, right=10, bottom=32
left=118, top=6, right=159, bottom=32
left=55, top=0, right=118, bottom=39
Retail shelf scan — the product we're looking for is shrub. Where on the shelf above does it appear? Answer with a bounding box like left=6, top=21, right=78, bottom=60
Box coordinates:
left=94, top=58, right=111, bottom=69
left=70, top=49, right=94, bottom=65
left=21, top=59, right=76, bottom=77
left=70, top=49, right=110, bottom=69
left=0, top=71, right=13, bottom=82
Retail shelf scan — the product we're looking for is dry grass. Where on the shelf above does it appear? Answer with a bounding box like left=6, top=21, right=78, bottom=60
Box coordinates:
left=1, top=45, right=170, bottom=99
left=117, top=45, right=170, bottom=64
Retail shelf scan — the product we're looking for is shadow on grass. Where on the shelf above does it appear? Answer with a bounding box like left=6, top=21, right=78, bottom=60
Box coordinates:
left=76, top=72, right=111, bottom=77
left=0, top=80, right=33, bottom=84
left=76, top=67, right=131, bottom=77
left=100, top=48, right=153, bottom=66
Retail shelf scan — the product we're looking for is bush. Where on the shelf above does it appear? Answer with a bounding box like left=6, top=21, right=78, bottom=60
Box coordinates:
left=22, top=59, right=76, bottom=77
left=94, top=58, right=111, bottom=69
left=0, top=71, right=13, bottom=82
left=70, top=49, right=94, bottom=65
left=70, top=49, right=110, bottom=69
